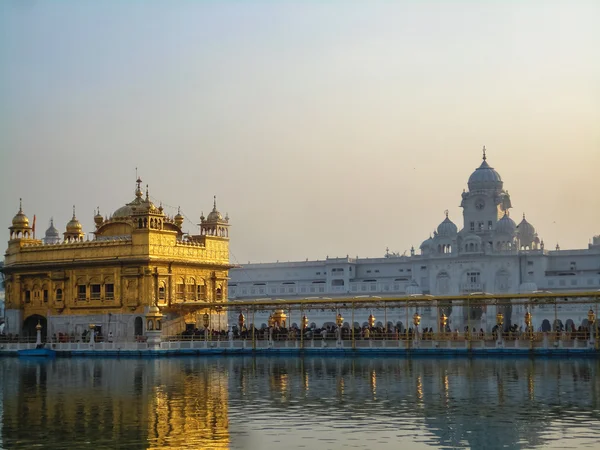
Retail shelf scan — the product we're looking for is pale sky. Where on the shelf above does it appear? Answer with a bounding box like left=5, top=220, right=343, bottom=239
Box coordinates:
left=1, top=1, right=598, bottom=264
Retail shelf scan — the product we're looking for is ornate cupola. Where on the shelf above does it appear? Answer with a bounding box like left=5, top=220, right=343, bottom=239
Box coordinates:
left=9, top=198, right=33, bottom=240
left=64, top=206, right=84, bottom=242
left=199, top=196, right=230, bottom=238
left=174, top=207, right=184, bottom=228
left=516, top=213, right=540, bottom=250
left=94, top=207, right=104, bottom=228
left=131, top=184, right=165, bottom=231
left=44, top=218, right=61, bottom=244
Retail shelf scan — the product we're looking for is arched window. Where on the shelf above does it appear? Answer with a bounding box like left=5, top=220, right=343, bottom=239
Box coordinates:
left=56, top=288, right=63, bottom=301
left=176, top=278, right=184, bottom=300
left=187, top=278, right=196, bottom=300
left=158, top=282, right=166, bottom=300
left=216, top=286, right=223, bottom=301
left=197, top=280, right=206, bottom=299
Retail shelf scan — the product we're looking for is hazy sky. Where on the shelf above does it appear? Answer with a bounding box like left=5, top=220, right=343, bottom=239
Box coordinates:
left=1, top=1, right=599, bottom=264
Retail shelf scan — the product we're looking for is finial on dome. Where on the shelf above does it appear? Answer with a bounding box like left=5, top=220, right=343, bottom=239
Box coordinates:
left=135, top=174, right=143, bottom=198
left=19, top=198, right=23, bottom=212
left=213, top=195, right=217, bottom=211
left=72, top=205, right=76, bottom=219
left=523, top=213, right=526, bottom=220
left=482, top=145, right=487, bottom=161
left=177, top=206, right=181, bottom=215
left=145, top=184, right=149, bottom=200
left=444, top=209, right=449, bottom=219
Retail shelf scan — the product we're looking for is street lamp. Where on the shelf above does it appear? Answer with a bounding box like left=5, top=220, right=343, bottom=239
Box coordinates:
left=302, top=315, right=309, bottom=330
left=496, top=311, right=504, bottom=342
left=588, top=309, right=596, bottom=345
left=238, top=313, right=245, bottom=330
left=413, top=312, right=421, bottom=342
left=525, top=310, right=532, bottom=337
left=588, top=308, right=596, bottom=325
left=203, top=313, right=209, bottom=341
left=440, top=313, right=448, bottom=338
left=368, top=313, right=375, bottom=328
left=336, top=313, right=344, bottom=343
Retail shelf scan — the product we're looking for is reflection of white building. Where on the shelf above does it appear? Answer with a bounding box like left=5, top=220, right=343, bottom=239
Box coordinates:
left=230, top=149, right=600, bottom=331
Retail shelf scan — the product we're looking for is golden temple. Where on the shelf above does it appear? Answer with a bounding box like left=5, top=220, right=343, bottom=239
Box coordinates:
left=1, top=177, right=232, bottom=340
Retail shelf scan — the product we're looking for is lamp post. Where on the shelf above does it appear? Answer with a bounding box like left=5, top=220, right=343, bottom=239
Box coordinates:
left=525, top=310, right=532, bottom=335
left=368, top=313, right=375, bottom=329
left=440, top=313, right=448, bottom=340
left=89, top=323, right=95, bottom=344
left=203, top=313, right=209, bottom=342
left=336, top=313, right=344, bottom=345
left=588, top=308, right=596, bottom=346
left=301, top=313, right=308, bottom=349
left=268, top=314, right=274, bottom=345
left=413, top=312, right=421, bottom=345
left=496, top=311, right=504, bottom=346
left=35, top=320, right=42, bottom=347
left=238, top=313, right=245, bottom=337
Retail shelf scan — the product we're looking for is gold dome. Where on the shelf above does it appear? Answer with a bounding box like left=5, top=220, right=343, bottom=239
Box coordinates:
left=94, top=207, right=104, bottom=226
left=12, top=199, right=30, bottom=228
left=66, top=206, right=83, bottom=232
left=205, top=196, right=225, bottom=222
left=174, top=206, right=184, bottom=227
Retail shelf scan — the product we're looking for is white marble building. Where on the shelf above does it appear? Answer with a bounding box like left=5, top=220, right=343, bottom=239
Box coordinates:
left=229, top=149, right=600, bottom=332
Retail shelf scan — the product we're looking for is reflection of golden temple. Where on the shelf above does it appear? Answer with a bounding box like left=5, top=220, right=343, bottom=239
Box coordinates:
left=337, top=377, right=345, bottom=398
left=528, top=371, right=535, bottom=401
left=370, top=369, right=377, bottom=397
left=1, top=359, right=230, bottom=450
left=416, top=376, right=423, bottom=403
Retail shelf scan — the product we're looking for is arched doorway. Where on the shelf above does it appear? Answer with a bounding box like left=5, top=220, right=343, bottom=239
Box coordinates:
left=134, top=316, right=143, bottom=337
left=23, top=315, right=47, bottom=341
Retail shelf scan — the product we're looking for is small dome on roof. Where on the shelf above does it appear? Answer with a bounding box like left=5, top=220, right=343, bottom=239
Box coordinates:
left=45, top=218, right=59, bottom=238
left=66, top=206, right=83, bottom=233
left=112, top=177, right=146, bottom=218
left=205, top=196, right=224, bottom=222
left=517, top=214, right=536, bottom=237
left=437, top=211, right=458, bottom=237
left=420, top=235, right=433, bottom=249
left=94, top=208, right=104, bottom=226
left=12, top=199, right=29, bottom=228
left=467, top=147, right=503, bottom=191
left=174, top=207, right=184, bottom=227
left=495, top=213, right=516, bottom=235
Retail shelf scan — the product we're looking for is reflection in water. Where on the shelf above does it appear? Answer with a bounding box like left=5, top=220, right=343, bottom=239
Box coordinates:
left=1, top=357, right=599, bottom=449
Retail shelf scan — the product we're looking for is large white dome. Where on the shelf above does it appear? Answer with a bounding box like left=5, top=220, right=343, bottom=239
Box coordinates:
left=468, top=158, right=503, bottom=191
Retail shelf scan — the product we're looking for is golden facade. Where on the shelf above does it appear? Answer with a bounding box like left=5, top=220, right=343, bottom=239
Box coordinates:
left=1, top=178, right=232, bottom=339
